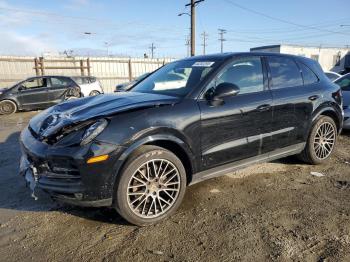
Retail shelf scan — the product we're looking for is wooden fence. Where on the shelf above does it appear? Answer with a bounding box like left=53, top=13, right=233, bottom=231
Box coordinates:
left=0, top=56, right=174, bottom=93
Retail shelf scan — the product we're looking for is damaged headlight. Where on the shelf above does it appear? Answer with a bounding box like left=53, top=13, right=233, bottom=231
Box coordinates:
left=81, top=119, right=108, bottom=146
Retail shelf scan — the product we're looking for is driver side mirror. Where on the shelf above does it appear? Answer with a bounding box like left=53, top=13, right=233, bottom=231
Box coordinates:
left=17, top=85, right=25, bottom=91
left=213, top=82, right=240, bottom=99
left=206, top=82, right=240, bottom=106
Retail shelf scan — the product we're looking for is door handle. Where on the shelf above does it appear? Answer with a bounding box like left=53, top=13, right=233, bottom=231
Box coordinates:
left=308, top=95, right=319, bottom=101
left=256, top=104, right=271, bottom=112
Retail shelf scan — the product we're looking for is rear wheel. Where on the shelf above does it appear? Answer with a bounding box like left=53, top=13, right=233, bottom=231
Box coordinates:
left=0, top=100, right=17, bottom=115
left=298, top=116, right=337, bottom=164
left=89, top=90, right=100, bottom=96
left=114, top=145, right=187, bottom=226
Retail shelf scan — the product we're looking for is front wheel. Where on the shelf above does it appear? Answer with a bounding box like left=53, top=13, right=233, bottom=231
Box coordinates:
left=298, top=116, right=337, bottom=164
left=114, top=145, right=187, bottom=226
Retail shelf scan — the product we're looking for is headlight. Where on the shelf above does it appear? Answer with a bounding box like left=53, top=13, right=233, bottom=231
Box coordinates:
left=81, top=119, right=108, bottom=145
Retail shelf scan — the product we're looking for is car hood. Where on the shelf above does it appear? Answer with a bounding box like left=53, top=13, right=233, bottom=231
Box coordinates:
left=0, top=88, right=8, bottom=94
left=29, top=92, right=179, bottom=138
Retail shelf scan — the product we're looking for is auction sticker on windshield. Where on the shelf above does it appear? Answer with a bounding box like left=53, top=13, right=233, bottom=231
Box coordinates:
left=192, top=61, right=215, bottom=67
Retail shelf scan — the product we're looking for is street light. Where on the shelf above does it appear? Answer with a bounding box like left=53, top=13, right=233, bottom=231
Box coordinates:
left=178, top=0, right=205, bottom=56
left=178, top=12, right=190, bottom=17
left=340, top=25, right=350, bottom=27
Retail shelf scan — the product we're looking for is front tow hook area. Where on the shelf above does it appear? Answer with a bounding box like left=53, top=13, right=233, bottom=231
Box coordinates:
left=20, top=155, right=39, bottom=200
left=24, top=165, right=39, bottom=201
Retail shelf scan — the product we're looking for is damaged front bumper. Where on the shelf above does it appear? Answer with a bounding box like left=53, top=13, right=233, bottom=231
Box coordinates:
left=19, top=127, right=125, bottom=207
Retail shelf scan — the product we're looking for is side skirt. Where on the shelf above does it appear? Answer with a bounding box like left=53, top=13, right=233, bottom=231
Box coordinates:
left=189, top=142, right=305, bottom=186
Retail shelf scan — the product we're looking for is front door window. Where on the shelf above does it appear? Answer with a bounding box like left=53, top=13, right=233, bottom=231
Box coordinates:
left=21, top=78, right=48, bottom=90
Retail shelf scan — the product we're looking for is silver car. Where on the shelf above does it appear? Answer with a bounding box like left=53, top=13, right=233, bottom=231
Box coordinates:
left=334, top=73, right=350, bottom=129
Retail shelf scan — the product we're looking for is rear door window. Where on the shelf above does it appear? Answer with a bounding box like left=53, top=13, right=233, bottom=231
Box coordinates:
left=297, top=62, right=319, bottom=85
left=268, top=56, right=303, bottom=89
left=50, top=77, right=73, bottom=87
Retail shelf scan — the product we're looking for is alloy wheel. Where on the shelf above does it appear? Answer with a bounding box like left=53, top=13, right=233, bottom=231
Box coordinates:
left=127, top=159, right=181, bottom=218
left=313, top=122, right=336, bottom=160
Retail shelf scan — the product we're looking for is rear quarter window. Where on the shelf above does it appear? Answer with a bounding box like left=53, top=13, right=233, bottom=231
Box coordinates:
left=89, top=77, right=97, bottom=83
left=73, top=77, right=90, bottom=85
left=267, top=56, right=303, bottom=89
left=297, top=62, right=319, bottom=85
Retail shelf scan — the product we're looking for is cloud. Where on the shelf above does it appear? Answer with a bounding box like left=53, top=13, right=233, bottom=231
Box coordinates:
left=0, top=31, right=57, bottom=56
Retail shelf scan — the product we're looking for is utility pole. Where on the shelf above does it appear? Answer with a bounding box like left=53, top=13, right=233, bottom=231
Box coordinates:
left=185, top=36, right=190, bottom=57
left=104, top=42, right=109, bottom=56
left=201, top=31, right=208, bottom=55
left=218, top=29, right=227, bottom=53
left=181, top=0, right=204, bottom=56
left=149, top=43, right=156, bottom=59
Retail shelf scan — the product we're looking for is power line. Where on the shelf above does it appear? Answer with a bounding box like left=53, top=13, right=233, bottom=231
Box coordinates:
left=218, top=29, right=227, bottom=53
left=222, top=0, right=350, bottom=36
left=201, top=31, right=208, bottom=55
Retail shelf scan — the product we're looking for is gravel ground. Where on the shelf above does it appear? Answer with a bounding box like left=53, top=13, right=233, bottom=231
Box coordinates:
left=0, top=112, right=350, bottom=262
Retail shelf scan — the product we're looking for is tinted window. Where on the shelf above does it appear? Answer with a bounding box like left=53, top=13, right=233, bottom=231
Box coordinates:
left=335, top=74, right=350, bottom=91
left=73, top=77, right=89, bottom=85
left=298, top=62, right=319, bottom=85
left=214, top=56, right=264, bottom=95
left=21, top=78, right=48, bottom=89
left=50, top=77, right=73, bottom=87
left=268, top=56, right=303, bottom=89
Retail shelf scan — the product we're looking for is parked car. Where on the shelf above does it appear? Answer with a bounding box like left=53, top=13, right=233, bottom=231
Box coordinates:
left=324, top=71, right=341, bottom=82
left=115, top=72, right=151, bottom=92
left=71, top=76, right=103, bottom=97
left=334, top=73, right=350, bottom=129
left=0, top=76, right=103, bottom=115
left=20, top=53, right=343, bottom=226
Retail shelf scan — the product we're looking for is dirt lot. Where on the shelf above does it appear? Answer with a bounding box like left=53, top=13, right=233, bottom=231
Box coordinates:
left=0, top=112, right=350, bottom=262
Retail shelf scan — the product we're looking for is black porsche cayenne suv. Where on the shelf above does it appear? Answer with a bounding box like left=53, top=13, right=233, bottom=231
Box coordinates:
left=20, top=52, right=343, bottom=226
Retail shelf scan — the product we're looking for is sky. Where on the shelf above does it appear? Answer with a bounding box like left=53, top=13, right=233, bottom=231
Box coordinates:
left=0, top=0, right=349, bottom=58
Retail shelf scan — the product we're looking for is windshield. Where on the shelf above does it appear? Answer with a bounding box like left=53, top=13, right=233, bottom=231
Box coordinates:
left=131, top=59, right=218, bottom=97
left=335, top=74, right=350, bottom=91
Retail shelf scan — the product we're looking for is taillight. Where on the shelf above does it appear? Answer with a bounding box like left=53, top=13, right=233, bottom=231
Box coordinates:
left=332, top=89, right=342, bottom=105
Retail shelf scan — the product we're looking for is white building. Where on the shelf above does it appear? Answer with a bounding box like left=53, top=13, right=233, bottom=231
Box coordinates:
left=250, top=44, right=350, bottom=73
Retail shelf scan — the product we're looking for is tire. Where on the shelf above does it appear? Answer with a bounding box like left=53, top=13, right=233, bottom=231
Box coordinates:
left=114, top=145, right=187, bottom=226
left=89, top=90, right=100, bottom=96
left=298, top=116, right=337, bottom=164
left=0, top=100, right=17, bottom=115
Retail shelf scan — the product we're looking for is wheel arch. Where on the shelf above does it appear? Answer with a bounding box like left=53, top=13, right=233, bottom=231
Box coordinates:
left=112, top=134, right=195, bottom=187
left=312, top=106, right=342, bottom=133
